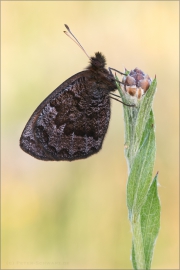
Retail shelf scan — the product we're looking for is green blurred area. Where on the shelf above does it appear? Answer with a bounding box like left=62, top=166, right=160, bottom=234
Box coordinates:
left=2, top=1, right=179, bottom=269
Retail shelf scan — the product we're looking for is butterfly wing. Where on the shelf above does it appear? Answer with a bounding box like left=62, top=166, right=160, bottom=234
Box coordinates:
left=20, top=71, right=111, bottom=161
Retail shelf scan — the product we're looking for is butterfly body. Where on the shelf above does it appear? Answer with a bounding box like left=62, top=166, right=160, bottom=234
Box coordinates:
left=20, top=52, right=117, bottom=161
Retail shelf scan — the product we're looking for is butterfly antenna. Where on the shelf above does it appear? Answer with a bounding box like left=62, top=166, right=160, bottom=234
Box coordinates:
left=64, top=24, right=90, bottom=59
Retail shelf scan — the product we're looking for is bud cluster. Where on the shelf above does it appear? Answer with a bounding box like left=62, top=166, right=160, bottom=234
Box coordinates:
left=122, top=68, right=152, bottom=99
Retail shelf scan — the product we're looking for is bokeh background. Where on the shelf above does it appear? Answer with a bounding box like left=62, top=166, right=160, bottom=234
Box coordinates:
left=2, top=1, right=179, bottom=269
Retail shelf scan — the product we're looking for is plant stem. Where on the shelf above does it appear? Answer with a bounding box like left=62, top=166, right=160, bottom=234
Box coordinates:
left=116, top=75, right=160, bottom=269
left=131, top=214, right=146, bottom=269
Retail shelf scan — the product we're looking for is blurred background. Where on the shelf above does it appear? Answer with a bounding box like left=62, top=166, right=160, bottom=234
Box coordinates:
left=2, top=1, right=179, bottom=269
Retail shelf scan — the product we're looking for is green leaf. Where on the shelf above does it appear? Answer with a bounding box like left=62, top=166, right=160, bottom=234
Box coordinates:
left=131, top=173, right=160, bottom=270
left=140, top=173, right=161, bottom=269
left=127, top=111, right=156, bottom=219
left=133, top=79, right=157, bottom=155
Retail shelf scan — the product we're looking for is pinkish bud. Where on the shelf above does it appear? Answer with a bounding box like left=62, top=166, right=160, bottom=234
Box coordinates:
left=138, top=79, right=151, bottom=92
left=125, top=75, right=136, bottom=86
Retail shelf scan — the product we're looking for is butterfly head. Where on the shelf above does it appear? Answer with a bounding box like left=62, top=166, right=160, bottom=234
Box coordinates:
left=89, top=52, right=106, bottom=69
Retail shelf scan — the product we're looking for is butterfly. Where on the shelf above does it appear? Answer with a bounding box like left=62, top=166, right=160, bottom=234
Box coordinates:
left=20, top=25, right=132, bottom=161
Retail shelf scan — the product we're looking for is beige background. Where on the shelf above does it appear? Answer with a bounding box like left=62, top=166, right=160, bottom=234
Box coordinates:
left=2, top=1, right=179, bottom=269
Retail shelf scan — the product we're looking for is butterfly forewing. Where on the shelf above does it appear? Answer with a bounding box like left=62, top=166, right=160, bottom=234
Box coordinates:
left=20, top=71, right=111, bottom=161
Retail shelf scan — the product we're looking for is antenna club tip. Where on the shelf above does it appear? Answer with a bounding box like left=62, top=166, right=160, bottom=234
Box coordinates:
left=64, top=24, right=70, bottom=30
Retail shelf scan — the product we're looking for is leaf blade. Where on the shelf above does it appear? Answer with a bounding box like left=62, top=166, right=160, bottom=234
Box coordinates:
left=140, top=173, right=161, bottom=269
left=127, top=111, right=156, bottom=219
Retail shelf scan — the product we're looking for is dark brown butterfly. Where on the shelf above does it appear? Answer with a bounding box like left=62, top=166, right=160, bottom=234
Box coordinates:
left=20, top=25, right=132, bottom=161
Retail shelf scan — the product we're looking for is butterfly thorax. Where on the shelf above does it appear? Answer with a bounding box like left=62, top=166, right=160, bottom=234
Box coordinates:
left=86, top=52, right=117, bottom=93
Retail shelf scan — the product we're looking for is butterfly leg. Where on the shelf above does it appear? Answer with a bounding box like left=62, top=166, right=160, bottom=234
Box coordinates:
left=108, top=67, right=125, bottom=86
left=108, top=67, right=126, bottom=76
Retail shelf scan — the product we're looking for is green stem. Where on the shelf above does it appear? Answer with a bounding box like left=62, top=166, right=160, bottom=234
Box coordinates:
left=131, top=215, right=146, bottom=269
left=116, top=75, right=160, bottom=269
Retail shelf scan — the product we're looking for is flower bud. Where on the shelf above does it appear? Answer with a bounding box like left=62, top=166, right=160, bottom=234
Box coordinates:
left=123, top=68, right=152, bottom=99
